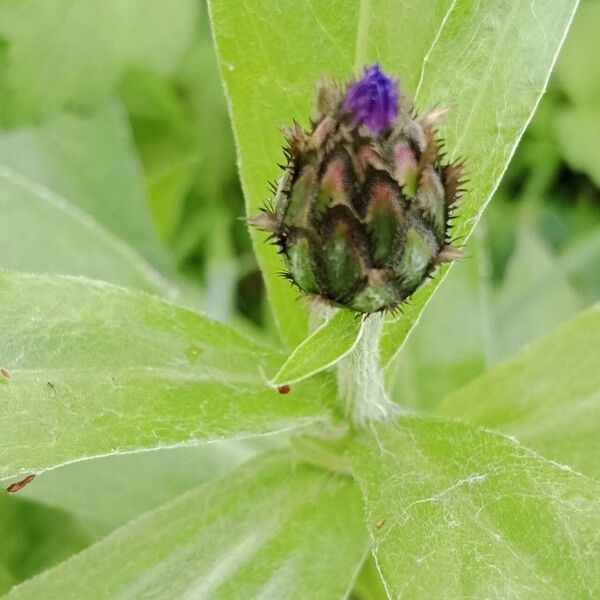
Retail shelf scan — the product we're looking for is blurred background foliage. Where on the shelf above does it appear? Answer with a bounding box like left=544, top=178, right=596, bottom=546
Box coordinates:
left=0, top=0, right=597, bottom=593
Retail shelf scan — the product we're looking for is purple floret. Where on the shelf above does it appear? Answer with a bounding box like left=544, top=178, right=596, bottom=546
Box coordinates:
left=343, top=65, right=398, bottom=134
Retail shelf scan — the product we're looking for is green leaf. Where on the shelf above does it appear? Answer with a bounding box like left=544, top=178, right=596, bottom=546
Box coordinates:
left=491, top=224, right=582, bottom=362
left=379, top=0, right=579, bottom=367
left=119, top=67, right=200, bottom=243
left=0, top=564, right=12, bottom=596
left=204, top=214, right=240, bottom=323
left=176, top=33, right=239, bottom=202
left=0, top=1, right=198, bottom=124
left=555, top=108, right=600, bottom=187
left=5, top=452, right=368, bottom=599
left=353, top=1, right=458, bottom=89
left=555, top=0, right=600, bottom=108
left=348, top=416, right=600, bottom=598
left=270, top=310, right=363, bottom=387
left=0, top=272, right=336, bottom=481
left=559, top=226, right=600, bottom=305
left=0, top=168, right=173, bottom=295
left=0, top=494, right=91, bottom=590
left=208, top=0, right=460, bottom=348
left=437, top=305, right=600, bottom=480
left=352, top=555, right=388, bottom=600
left=20, top=441, right=267, bottom=536
left=0, top=101, right=170, bottom=270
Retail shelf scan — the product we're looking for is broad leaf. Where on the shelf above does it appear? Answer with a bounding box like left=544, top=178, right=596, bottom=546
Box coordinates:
left=437, top=306, right=600, bottom=480
left=0, top=272, right=336, bottom=481
left=352, top=556, right=388, bottom=600
left=0, top=1, right=197, bottom=125
left=555, top=108, right=600, bottom=187
left=0, top=101, right=170, bottom=269
left=5, top=452, right=367, bottom=599
left=379, top=0, right=580, bottom=367
left=0, top=565, right=12, bottom=596
left=559, top=226, right=600, bottom=305
left=0, top=494, right=90, bottom=592
left=491, top=224, right=582, bottom=362
left=0, top=168, right=172, bottom=296
left=119, top=67, right=200, bottom=242
left=555, top=0, right=600, bottom=108
left=175, top=30, right=239, bottom=202
left=209, top=0, right=461, bottom=348
left=349, top=417, right=600, bottom=598
left=20, top=441, right=267, bottom=536
left=270, top=311, right=363, bottom=387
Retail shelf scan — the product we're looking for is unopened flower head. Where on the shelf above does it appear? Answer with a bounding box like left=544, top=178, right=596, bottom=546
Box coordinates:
left=250, top=65, right=466, bottom=313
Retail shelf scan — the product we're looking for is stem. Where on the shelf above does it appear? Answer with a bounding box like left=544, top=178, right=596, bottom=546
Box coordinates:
left=336, top=312, right=398, bottom=426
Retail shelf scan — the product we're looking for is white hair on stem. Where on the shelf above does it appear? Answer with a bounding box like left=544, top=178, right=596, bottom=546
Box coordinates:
left=336, top=312, right=400, bottom=426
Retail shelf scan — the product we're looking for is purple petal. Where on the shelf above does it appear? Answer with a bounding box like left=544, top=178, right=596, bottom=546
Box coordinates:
left=343, top=65, right=398, bottom=134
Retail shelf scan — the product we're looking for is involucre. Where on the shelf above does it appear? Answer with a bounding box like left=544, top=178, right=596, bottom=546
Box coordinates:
left=251, top=65, right=465, bottom=313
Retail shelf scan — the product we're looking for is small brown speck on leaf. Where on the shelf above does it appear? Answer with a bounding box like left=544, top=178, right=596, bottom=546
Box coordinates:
left=278, top=385, right=291, bottom=394
left=7, top=474, right=35, bottom=493
left=0, top=368, right=10, bottom=380
left=375, top=519, right=385, bottom=529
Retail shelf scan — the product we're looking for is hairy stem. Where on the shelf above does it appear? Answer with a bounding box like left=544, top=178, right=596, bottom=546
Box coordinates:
left=336, top=313, right=398, bottom=426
